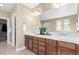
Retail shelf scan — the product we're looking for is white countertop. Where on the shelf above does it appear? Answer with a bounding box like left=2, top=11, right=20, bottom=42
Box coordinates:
left=24, top=32, right=79, bottom=44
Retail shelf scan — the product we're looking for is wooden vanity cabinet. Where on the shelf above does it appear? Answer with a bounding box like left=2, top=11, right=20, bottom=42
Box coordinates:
left=25, top=35, right=29, bottom=49
left=25, top=35, right=78, bottom=55
left=28, top=36, right=33, bottom=51
left=38, top=38, right=46, bottom=55
left=58, top=41, right=76, bottom=55
left=32, top=37, right=38, bottom=54
left=76, top=44, right=79, bottom=55
left=32, top=43, right=38, bottom=54
left=46, top=39, right=57, bottom=55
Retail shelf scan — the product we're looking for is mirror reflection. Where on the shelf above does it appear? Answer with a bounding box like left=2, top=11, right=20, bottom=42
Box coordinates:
left=40, top=3, right=78, bottom=33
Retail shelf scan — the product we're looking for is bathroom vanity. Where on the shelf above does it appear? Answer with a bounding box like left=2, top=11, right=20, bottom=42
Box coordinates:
left=25, top=33, right=79, bottom=55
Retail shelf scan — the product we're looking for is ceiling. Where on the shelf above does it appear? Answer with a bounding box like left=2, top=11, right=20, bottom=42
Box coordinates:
left=0, top=3, right=40, bottom=12
left=0, top=3, right=15, bottom=12
left=22, top=3, right=40, bottom=9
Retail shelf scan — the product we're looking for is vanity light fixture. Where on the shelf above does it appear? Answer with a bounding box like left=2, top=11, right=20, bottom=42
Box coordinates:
left=30, top=9, right=41, bottom=16
left=52, top=3, right=66, bottom=8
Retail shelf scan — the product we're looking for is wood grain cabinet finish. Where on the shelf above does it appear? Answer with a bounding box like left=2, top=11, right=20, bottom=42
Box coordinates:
left=76, top=44, right=79, bottom=55
left=32, top=37, right=38, bottom=54
left=58, top=41, right=76, bottom=50
left=39, top=41, right=45, bottom=47
left=57, top=46, right=62, bottom=55
left=58, top=41, right=76, bottom=55
left=61, top=47, right=75, bottom=55
left=38, top=50, right=46, bottom=55
left=39, top=38, right=46, bottom=42
left=33, top=40, right=38, bottom=44
left=28, top=36, right=33, bottom=51
left=25, top=35, right=29, bottom=49
left=38, top=38, right=46, bottom=55
left=25, top=35, right=79, bottom=55
left=33, top=47, right=38, bottom=54
left=46, top=39, right=57, bottom=55
left=38, top=45, right=45, bottom=52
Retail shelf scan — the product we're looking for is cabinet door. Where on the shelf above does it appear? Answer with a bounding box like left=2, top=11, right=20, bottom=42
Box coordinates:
left=76, top=44, right=79, bottom=55
left=58, top=41, right=76, bottom=55
left=57, top=47, right=62, bottom=55
left=58, top=41, right=76, bottom=50
left=39, top=38, right=46, bottom=43
left=28, top=37, right=33, bottom=51
left=33, top=47, right=38, bottom=54
left=38, top=44, right=46, bottom=55
left=38, top=50, right=46, bottom=55
left=38, top=38, right=46, bottom=55
left=46, top=39, right=57, bottom=55
left=32, top=37, right=38, bottom=54
left=33, top=43, right=38, bottom=54
left=61, top=47, right=75, bottom=55
left=25, top=35, right=29, bottom=49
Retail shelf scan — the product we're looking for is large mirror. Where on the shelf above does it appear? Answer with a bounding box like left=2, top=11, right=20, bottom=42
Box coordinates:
left=40, top=3, right=78, bottom=33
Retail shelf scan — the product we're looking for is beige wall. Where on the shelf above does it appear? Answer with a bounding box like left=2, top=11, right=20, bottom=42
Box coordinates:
left=0, top=10, right=10, bottom=18
left=15, top=4, right=31, bottom=48
left=42, top=15, right=77, bottom=32
left=13, top=4, right=41, bottom=49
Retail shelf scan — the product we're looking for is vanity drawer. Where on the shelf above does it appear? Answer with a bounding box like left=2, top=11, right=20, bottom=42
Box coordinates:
left=46, top=39, right=57, bottom=47
left=28, top=39, right=33, bottom=51
left=39, top=45, right=45, bottom=52
left=33, top=43, right=38, bottom=48
left=33, top=40, right=38, bottom=44
left=76, top=44, right=79, bottom=55
left=38, top=50, right=45, bottom=55
left=39, top=38, right=46, bottom=42
left=33, top=47, right=38, bottom=54
left=61, top=47, right=76, bottom=55
left=39, top=41, right=45, bottom=47
left=33, top=37, right=38, bottom=41
left=29, top=36, right=33, bottom=39
left=58, top=41, right=76, bottom=50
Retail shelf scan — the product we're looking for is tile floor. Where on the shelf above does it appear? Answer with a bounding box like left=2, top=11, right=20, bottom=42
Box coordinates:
left=0, top=41, right=35, bottom=55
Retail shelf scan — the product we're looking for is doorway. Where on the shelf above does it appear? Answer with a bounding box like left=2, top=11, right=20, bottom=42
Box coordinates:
left=0, top=19, right=7, bottom=42
left=0, top=17, right=10, bottom=46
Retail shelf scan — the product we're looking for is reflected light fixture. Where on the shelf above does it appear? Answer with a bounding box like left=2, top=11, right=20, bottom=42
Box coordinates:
left=52, top=3, right=66, bottom=8
left=30, top=9, right=41, bottom=16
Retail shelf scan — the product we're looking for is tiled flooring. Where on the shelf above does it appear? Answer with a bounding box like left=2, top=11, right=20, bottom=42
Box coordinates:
left=0, top=41, right=35, bottom=55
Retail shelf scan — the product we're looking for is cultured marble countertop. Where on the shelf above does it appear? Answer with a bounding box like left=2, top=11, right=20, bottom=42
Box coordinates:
left=24, top=33, right=79, bottom=44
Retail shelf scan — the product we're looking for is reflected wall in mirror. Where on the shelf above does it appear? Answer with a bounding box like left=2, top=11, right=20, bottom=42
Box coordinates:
left=41, top=15, right=77, bottom=33
left=37, top=3, right=79, bottom=33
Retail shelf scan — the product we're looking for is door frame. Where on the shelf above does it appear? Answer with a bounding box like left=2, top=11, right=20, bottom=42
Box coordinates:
left=0, top=17, right=10, bottom=44
left=12, top=14, right=16, bottom=47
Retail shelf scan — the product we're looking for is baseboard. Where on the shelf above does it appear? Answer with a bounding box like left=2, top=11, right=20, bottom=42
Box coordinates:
left=16, top=46, right=26, bottom=51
